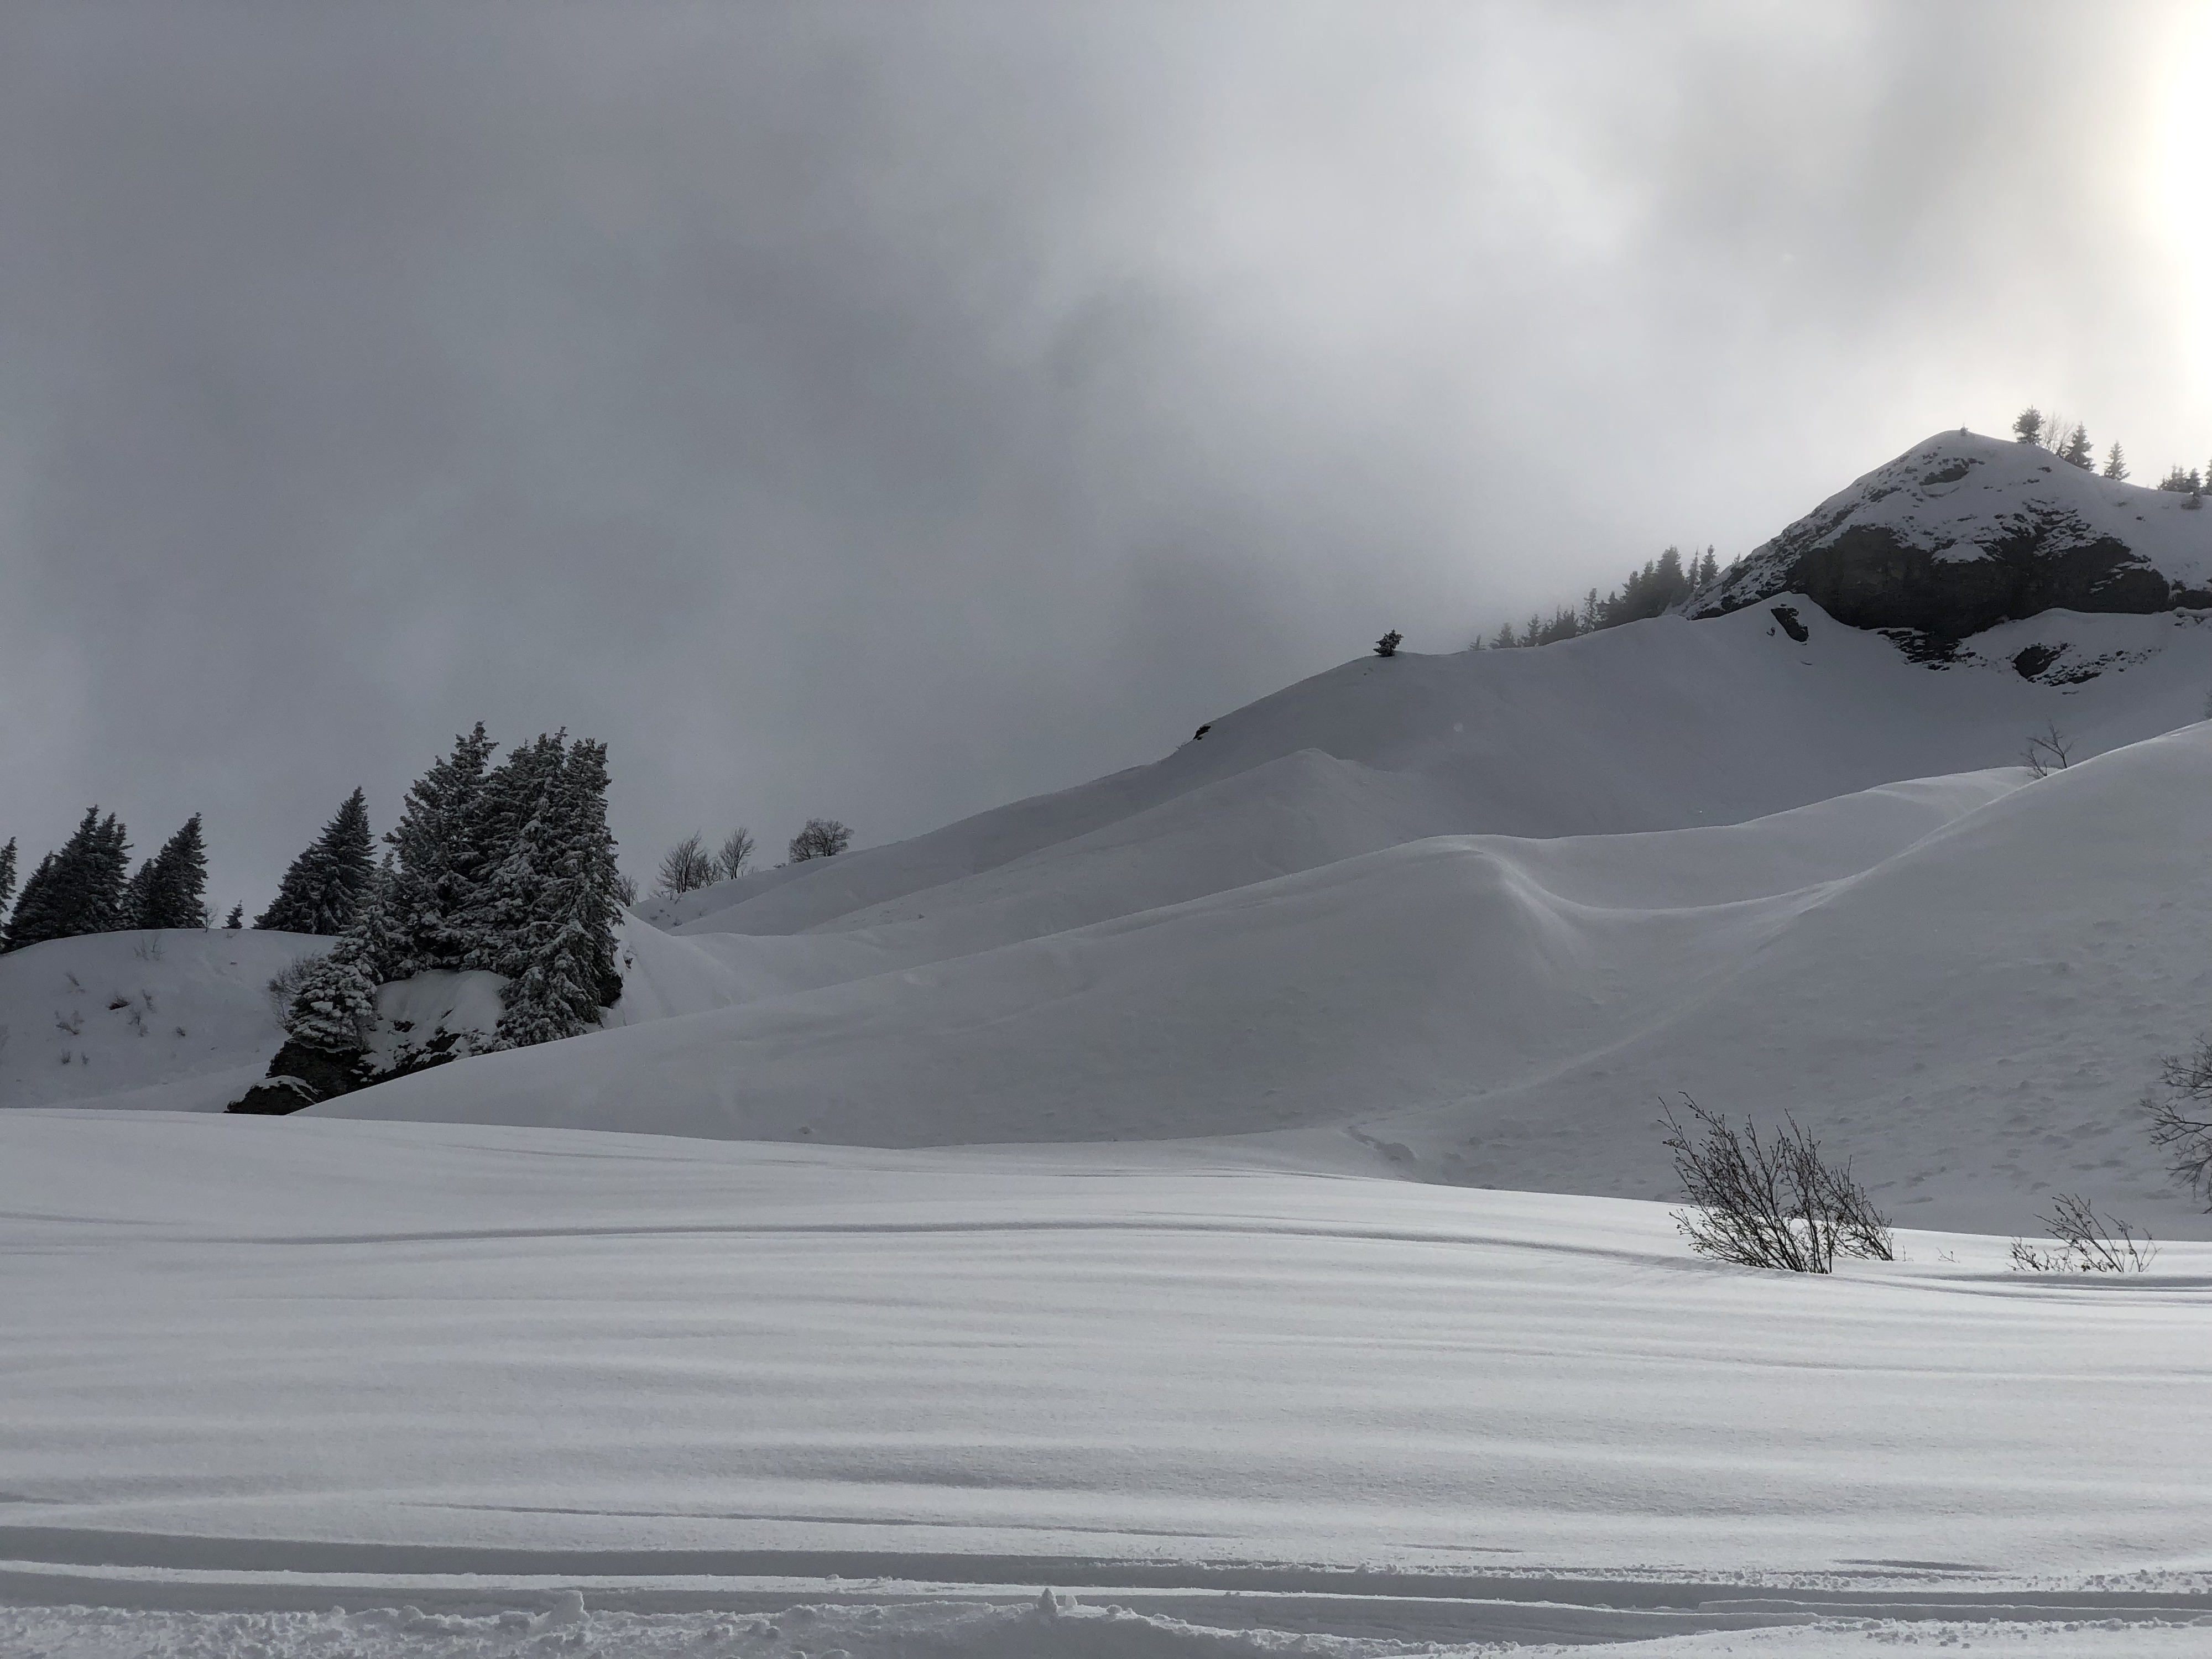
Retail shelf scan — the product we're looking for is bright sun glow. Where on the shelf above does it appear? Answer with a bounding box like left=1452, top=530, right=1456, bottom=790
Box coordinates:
left=2153, top=11, right=2212, bottom=393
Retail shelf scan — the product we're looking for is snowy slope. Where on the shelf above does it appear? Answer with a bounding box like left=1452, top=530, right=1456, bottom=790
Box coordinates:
left=318, top=718, right=2211, bottom=1235
left=0, top=927, right=327, bottom=1111
left=662, top=601, right=2209, bottom=963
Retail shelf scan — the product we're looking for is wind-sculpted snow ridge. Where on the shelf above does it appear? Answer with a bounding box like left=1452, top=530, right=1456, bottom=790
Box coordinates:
left=659, top=598, right=2209, bottom=946
left=317, top=723, right=2212, bottom=1236
left=1692, top=429, right=2212, bottom=636
left=4, top=1113, right=2210, bottom=1644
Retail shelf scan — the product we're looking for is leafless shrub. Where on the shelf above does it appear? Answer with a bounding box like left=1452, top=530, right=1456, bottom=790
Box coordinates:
left=2022, top=721, right=2073, bottom=778
left=787, top=818, right=853, bottom=862
left=2008, top=1193, right=2157, bottom=1273
left=2145, top=1034, right=2212, bottom=1207
left=655, top=832, right=717, bottom=898
left=132, top=931, right=164, bottom=961
left=1660, top=1095, right=1895, bottom=1272
left=716, top=827, right=755, bottom=881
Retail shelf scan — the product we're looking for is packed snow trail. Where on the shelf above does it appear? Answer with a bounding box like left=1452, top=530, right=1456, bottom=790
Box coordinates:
left=7, top=1591, right=2212, bottom=1657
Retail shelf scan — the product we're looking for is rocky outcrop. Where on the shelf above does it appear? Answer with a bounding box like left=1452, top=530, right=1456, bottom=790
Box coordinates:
left=1693, top=431, right=2212, bottom=639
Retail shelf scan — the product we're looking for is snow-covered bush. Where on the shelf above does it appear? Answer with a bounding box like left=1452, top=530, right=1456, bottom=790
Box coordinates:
left=1660, top=1095, right=1893, bottom=1273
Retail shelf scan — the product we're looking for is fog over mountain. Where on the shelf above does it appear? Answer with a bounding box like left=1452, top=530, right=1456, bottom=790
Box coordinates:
left=2, top=2, right=2206, bottom=910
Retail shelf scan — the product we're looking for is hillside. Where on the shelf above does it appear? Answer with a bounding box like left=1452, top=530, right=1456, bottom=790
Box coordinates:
left=1693, top=429, right=2212, bottom=635
left=311, top=596, right=2212, bottom=1235
left=0, top=927, right=326, bottom=1111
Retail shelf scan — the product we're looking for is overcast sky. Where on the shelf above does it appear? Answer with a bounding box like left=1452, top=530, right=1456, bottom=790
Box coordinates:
left=2, top=1, right=2207, bottom=912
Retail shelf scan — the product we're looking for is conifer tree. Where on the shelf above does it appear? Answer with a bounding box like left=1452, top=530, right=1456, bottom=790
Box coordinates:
left=2058, top=424, right=2094, bottom=468
left=487, top=734, right=623, bottom=1047
left=121, top=859, right=159, bottom=929
left=2012, top=407, right=2044, bottom=446
left=283, top=932, right=380, bottom=1057
left=84, top=813, right=133, bottom=933
left=384, top=723, right=498, bottom=975
left=0, top=837, right=14, bottom=922
left=224, top=903, right=244, bottom=929
left=257, top=789, right=375, bottom=935
left=2103, top=443, right=2128, bottom=481
left=141, top=815, right=210, bottom=928
left=2, top=810, right=131, bottom=950
left=1, top=853, right=56, bottom=952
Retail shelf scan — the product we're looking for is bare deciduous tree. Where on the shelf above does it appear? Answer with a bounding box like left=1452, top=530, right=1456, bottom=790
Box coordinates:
left=2008, top=1193, right=2157, bottom=1273
left=2145, top=1034, right=2212, bottom=1207
left=2022, top=721, right=2072, bottom=778
left=787, top=818, right=853, bottom=862
left=1660, top=1095, right=1895, bottom=1273
left=655, top=832, right=716, bottom=898
left=716, top=827, right=755, bottom=882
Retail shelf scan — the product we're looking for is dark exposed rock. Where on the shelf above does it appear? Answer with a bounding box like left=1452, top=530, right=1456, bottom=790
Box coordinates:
left=1769, top=604, right=1809, bottom=643
left=225, top=1027, right=469, bottom=1115
left=1692, top=431, right=2208, bottom=638
left=226, top=1039, right=363, bottom=1114
left=2011, top=643, right=2062, bottom=680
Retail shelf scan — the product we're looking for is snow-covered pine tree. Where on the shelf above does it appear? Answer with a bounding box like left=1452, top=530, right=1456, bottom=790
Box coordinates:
left=224, top=903, right=244, bottom=929
left=0, top=852, right=58, bottom=952
left=462, top=732, right=564, bottom=974
left=0, top=837, right=15, bottom=922
left=84, top=813, right=133, bottom=933
left=562, top=738, right=625, bottom=1011
left=2104, top=443, right=2129, bottom=481
left=282, top=930, right=379, bottom=1057
left=6, top=808, right=133, bottom=947
left=488, top=734, right=623, bottom=1048
left=142, top=815, right=210, bottom=928
left=383, top=723, right=498, bottom=975
left=257, top=789, right=375, bottom=934
left=120, top=858, right=159, bottom=929
left=351, top=853, right=407, bottom=985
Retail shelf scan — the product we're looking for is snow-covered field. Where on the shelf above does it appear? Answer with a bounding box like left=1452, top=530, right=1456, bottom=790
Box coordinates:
left=4, top=1111, right=2209, bottom=1654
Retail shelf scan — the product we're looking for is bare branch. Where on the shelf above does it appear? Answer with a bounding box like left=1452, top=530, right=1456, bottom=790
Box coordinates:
left=1660, top=1095, right=1892, bottom=1273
